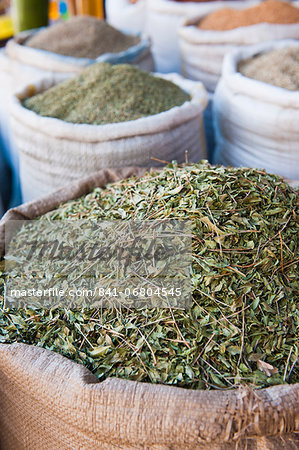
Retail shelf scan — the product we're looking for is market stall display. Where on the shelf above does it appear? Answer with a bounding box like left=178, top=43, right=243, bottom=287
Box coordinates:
left=0, top=2, right=298, bottom=447
left=213, top=40, right=299, bottom=184
left=11, top=63, right=207, bottom=202
left=0, top=162, right=298, bottom=447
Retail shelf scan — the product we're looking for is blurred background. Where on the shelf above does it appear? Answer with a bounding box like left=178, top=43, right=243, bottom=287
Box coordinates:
left=0, top=0, right=106, bottom=217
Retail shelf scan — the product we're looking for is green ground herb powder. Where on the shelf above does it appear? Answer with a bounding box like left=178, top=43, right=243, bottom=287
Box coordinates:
left=24, top=63, right=191, bottom=125
left=0, top=163, right=298, bottom=389
left=25, top=16, right=140, bottom=59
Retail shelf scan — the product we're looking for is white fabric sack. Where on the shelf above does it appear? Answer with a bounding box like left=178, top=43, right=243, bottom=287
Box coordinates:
left=5, top=29, right=154, bottom=90
left=146, top=0, right=258, bottom=74
left=213, top=40, right=299, bottom=185
left=10, top=73, right=208, bottom=203
left=106, top=0, right=147, bottom=35
left=179, top=17, right=299, bottom=92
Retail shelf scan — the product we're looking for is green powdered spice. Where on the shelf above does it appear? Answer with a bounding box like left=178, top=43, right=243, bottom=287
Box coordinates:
left=24, top=63, right=191, bottom=125
left=25, top=15, right=140, bottom=59
left=0, top=163, right=298, bottom=389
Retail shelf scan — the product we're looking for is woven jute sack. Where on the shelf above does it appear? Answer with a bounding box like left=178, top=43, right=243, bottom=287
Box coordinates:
left=146, top=0, right=258, bottom=74
left=10, top=73, right=208, bottom=203
left=5, top=30, right=154, bottom=90
left=213, top=40, right=299, bottom=185
left=179, top=13, right=299, bottom=92
left=0, top=167, right=298, bottom=449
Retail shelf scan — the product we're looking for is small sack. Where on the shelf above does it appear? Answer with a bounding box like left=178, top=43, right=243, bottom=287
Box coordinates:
left=5, top=29, right=154, bottom=89
left=213, top=40, right=299, bottom=185
left=10, top=73, right=208, bottom=203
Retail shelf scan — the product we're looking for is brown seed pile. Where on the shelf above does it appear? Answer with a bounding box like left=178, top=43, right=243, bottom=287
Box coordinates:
left=198, top=0, right=299, bottom=31
left=238, top=46, right=299, bottom=91
left=25, top=15, right=140, bottom=59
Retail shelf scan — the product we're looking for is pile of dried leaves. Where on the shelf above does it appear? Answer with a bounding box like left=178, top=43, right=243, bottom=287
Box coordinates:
left=0, top=162, right=298, bottom=389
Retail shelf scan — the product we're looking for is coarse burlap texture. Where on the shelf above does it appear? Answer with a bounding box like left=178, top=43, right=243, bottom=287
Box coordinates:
left=0, top=167, right=298, bottom=449
left=213, top=40, right=299, bottom=185
left=10, top=72, right=207, bottom=203
left=179, top=17, right=299, bottom=92
left=5, top=30, right=154, bottom=90
left=146, top=0, right=259, bottom=74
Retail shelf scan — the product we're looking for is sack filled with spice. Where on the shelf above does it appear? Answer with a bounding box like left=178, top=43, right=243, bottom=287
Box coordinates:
left=0, top=162, right=298, bottom=448
left=213, top=39, right=299, bottom=185
left=179, top=0, right=299, bottom=92
left=146, top=0, right=256, bottom=74
left=10, top=62, right=207, bottom=203
left=178, top=0, right=299, bottom=162
left=5, top=15, right=154, bottom=91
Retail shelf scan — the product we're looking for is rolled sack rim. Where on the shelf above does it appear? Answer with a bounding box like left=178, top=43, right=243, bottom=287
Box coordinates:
left=178, top=20, right=299, bottom=45
left=10, top=73, right=208, bottom=143
left=0, top=342, right=298, bottom=443
left=219, top=39, right=299, bottom=108
left=6, top=28, right=152, bottom=73
left=148, top=0, right=258, bottom=18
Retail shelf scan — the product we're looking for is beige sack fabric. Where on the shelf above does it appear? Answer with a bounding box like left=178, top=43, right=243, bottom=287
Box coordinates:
left=0, top=168, right=298, bottom=449
left=0, top=343, right=298, bottom=450
left=10, top=73, right=207, bottom=203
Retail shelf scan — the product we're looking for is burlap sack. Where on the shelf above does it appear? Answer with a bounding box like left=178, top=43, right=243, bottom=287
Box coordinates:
left=0, top=168, right=298, bottom=449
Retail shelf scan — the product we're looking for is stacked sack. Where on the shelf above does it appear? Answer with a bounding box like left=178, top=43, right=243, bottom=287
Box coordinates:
left=0, top=15, right=155, bottom=210
left=179, top=0, right=299, bottom=159
left=213, top=39, right=299, bottom=185
left=11, top=63, right=207, bottom=202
